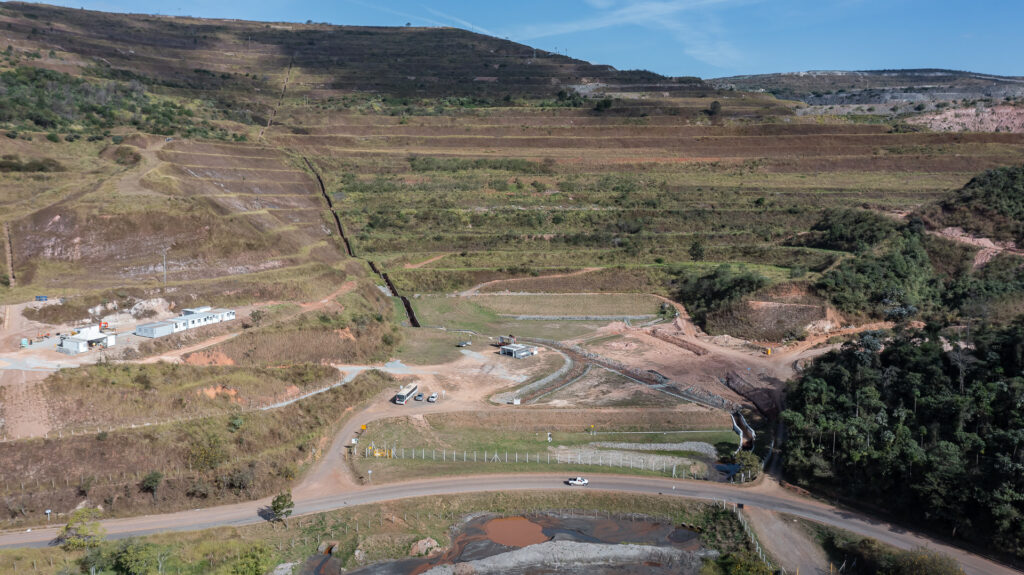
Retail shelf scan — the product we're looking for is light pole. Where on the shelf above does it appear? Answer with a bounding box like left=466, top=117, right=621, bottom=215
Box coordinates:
left=367, top=469, right=372, bottom=484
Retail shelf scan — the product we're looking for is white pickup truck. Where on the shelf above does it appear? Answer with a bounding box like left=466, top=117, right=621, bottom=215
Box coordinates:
left=566, top=477, right=589, bottom=486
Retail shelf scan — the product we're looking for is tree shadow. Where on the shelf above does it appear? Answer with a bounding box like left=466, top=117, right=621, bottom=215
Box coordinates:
left=257, top=506, right=276, bottom=522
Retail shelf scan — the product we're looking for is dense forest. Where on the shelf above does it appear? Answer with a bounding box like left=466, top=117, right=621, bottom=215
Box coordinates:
left=782, top=322, right=1024, bottom=557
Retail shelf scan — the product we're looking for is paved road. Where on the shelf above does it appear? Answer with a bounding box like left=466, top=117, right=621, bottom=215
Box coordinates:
left=0, top=473, right=1018, bottom=575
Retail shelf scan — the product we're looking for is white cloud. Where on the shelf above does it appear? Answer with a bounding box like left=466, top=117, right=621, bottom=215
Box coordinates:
left=424, top=7, right=499, bottom=37
left=511, top=0, right=751, bottom=68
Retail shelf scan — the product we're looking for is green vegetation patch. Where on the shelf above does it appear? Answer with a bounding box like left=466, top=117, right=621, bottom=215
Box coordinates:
left=411, top=296, right=610, bottom=339
left=0, top=66, right=240, bottom=139
left=923, top=165, right=1024, bottom=243
left=468, top=293, right=662, bottom=317
left=673, top=264, right=768, bottom=331
left=800, top=519, right=966, bottom=575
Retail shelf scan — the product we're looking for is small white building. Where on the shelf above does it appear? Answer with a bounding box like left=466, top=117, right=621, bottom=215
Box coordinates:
left=57, top=324, right=116, bottom=355
left=134, top=306, right=236, bottom=339
left=135, top=321, right=175, bottom=338
left=500, top=344, right=538, bottom=359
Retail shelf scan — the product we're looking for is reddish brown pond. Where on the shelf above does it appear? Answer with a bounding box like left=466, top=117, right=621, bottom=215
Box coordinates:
left=328, top=512, right=701, bottom=575
left=482, top=516, right=548, bottom=547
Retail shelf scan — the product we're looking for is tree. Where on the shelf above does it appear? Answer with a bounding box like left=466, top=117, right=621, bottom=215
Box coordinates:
left=140, top=471, right=164, bottom=502
left=59, top=508, right=106, bottom=550
left=593, top=98, right=613, bottom=112
left=731, top=450, right=761, bottom=481
left=111, top=539, right=157, bottom=575
left=689, top=239, right=706, bottom=262
left=270, top=491, right=294, bottom=526
left=708, top=100, right=722, bottom=116
left=248, top=309, right=264, bottom=327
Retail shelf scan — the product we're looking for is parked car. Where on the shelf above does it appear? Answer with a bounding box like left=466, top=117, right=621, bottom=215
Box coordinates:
left=427, top=392, right=439, bottom=403
left=414, top=393, right=425, bottom=401
left=566, top=477, right=589, bottom=486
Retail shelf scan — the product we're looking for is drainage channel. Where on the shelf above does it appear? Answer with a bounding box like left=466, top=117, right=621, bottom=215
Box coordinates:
left=303, top=157, right=420, bottom=327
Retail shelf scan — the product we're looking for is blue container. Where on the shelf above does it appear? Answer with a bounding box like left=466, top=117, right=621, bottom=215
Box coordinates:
left=35, top=295, right=47, bottom=302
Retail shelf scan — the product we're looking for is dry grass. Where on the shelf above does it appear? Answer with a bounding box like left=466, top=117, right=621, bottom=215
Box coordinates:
left=0, top=371, right=394, bottom=526
left=42, top=362, right=336, bottom=431
left=208, top=281, right=401, bottom=366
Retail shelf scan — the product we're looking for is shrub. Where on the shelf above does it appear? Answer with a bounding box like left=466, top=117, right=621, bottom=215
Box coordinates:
left=673, top=265, right=767, bottom=329
left=187, top=430, right=227, bottom=470
left=59, top=508, right=106, bottom=550
left=140, top=471, right=163, bottom=500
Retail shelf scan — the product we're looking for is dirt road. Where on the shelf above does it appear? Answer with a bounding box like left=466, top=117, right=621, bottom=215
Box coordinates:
left=459, top=268, right=601, bottom=296
left=404, top=254, right=448, bottom=269
left=744, top=506, right=828, bottom=574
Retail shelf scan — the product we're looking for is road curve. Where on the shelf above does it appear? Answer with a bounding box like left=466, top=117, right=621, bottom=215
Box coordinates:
left=0, top=473, right=1018, bottom=575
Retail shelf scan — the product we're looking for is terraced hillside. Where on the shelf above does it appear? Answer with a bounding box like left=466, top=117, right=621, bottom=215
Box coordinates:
left=277, top=103, right=1024, bottom=296
left=11, top=138, right=342, bottom=289
left=3, top=2, right=1024, bottom=335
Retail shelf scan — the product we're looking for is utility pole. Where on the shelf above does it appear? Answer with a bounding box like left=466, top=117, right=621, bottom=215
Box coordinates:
left=162, top=248, right=168, bottom=286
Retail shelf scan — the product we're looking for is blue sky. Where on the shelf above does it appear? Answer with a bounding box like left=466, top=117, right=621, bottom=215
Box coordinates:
left=60, top=0, right=1022, bottom=78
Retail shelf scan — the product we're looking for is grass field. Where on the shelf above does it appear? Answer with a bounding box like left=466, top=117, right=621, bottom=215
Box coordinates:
left=411, top=296, right=611, bottom=340
left=467, top=293, right=662, bottom=316
left=392, top=327, right=471, bottom=365
left=353, top=410, right=738, bottom=482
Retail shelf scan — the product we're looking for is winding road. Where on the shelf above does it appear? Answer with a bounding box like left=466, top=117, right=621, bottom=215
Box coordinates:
left=0, top=474, right=1017, bottom=575
left=0, top=301, right=1017, bottom=574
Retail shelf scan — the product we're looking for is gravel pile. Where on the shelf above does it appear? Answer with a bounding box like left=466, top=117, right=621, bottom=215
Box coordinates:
left=422, top=541, right=704, bottom=575
left=589, top=441, right=718, bottom=458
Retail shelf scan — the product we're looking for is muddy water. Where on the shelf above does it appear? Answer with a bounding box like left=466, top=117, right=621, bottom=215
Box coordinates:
left=482, top=516, right=548, bottom=547
left=313, top=513, right=701, bottom=575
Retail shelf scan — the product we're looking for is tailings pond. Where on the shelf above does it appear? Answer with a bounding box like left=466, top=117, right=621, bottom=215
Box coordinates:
left=299, top=512, right=703, bottom=575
